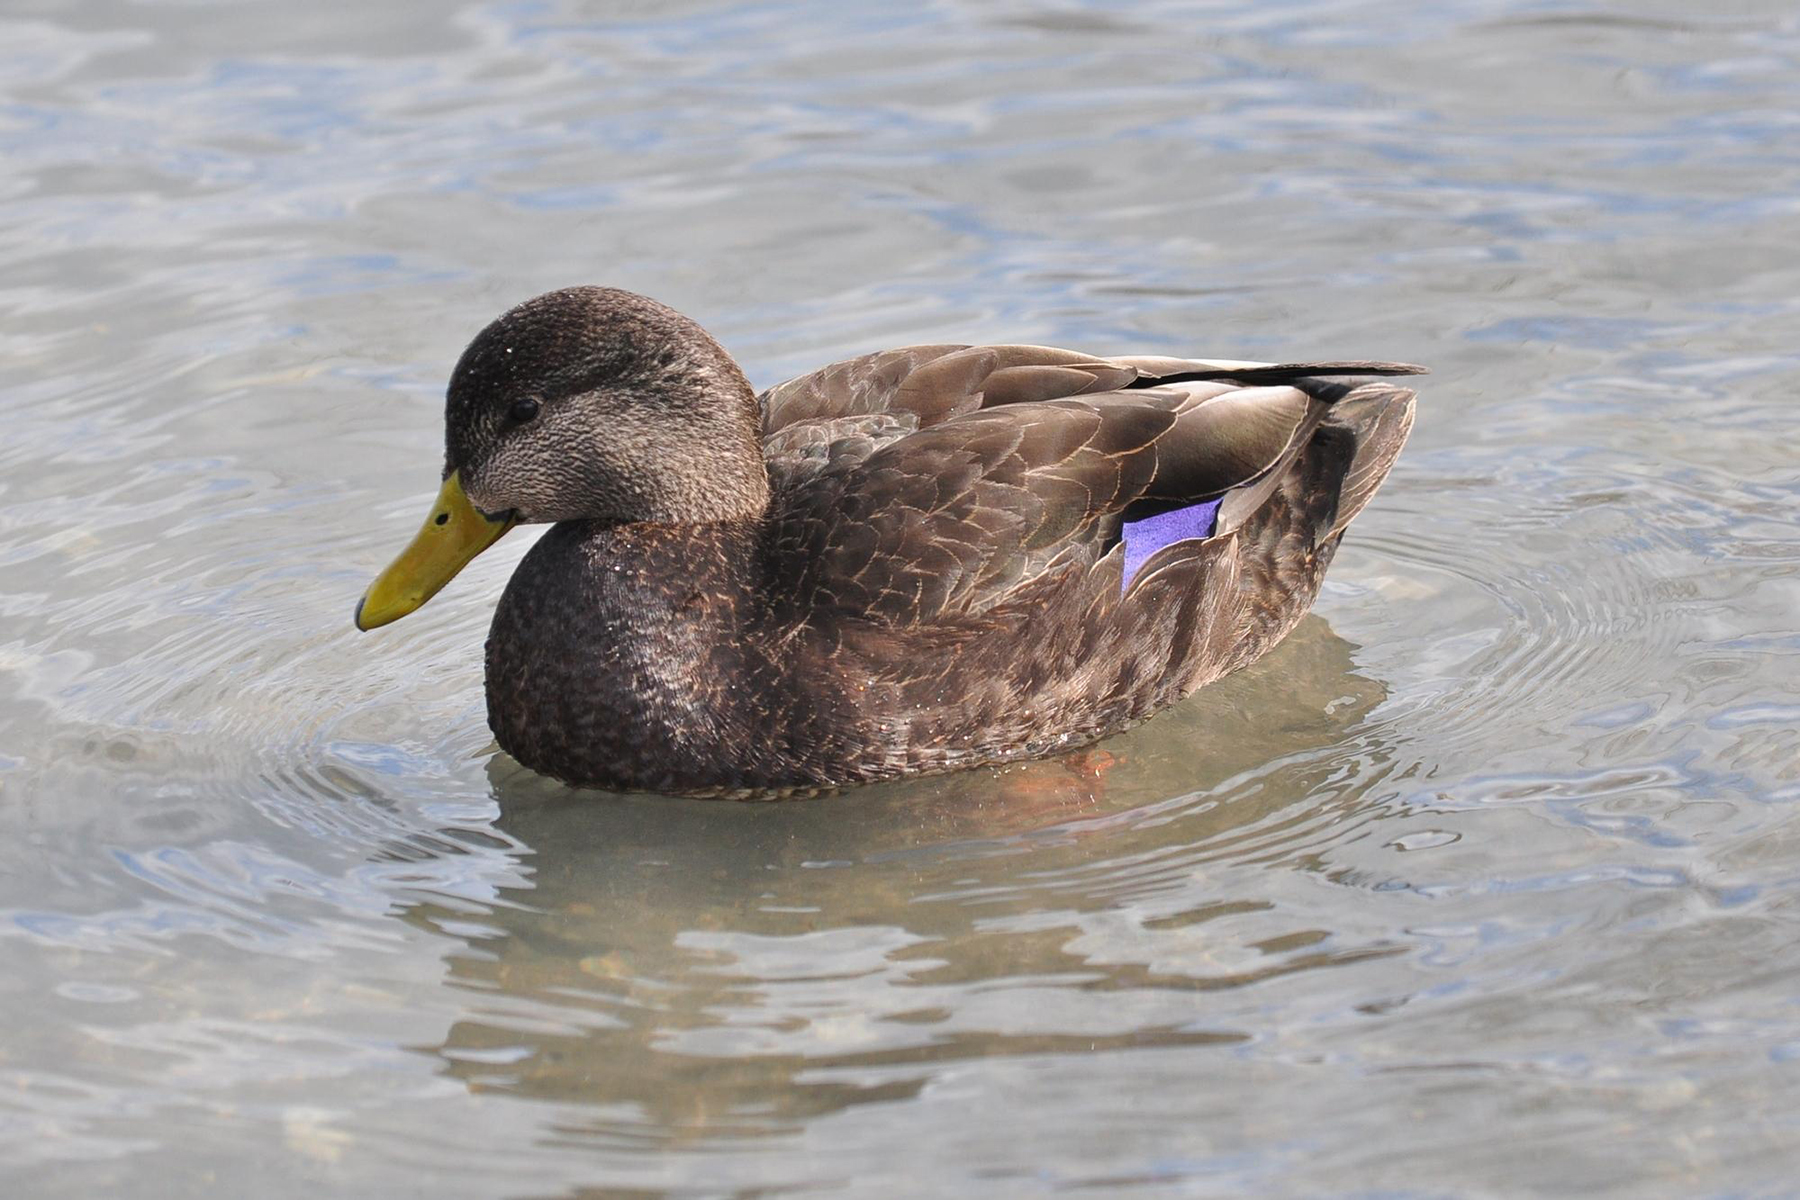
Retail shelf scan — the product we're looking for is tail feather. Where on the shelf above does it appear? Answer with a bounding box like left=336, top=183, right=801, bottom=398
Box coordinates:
left=1325, top=382, right=1417, bottom=534
left=1128, top=361, right=1427, bottom=389
left=1214, top=379, right=1417, bottom=536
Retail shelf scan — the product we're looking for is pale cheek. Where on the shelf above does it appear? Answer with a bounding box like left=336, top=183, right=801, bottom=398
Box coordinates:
left=461, top=446, right=534, bottom=512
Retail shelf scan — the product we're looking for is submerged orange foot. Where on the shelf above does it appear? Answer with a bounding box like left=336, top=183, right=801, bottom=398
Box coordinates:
left=1062, top=748, right=1123, bottom=786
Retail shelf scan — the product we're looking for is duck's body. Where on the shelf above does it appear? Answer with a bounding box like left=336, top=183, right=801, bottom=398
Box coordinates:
left=357, top=289, right=1421, bottom=798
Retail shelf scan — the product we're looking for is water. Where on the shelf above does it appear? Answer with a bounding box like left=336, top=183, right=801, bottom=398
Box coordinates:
left=4, top=0, right=1799, bottom=1193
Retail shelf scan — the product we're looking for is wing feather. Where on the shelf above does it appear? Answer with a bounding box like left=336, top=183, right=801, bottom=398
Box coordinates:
left=761, top=343, right=1422, bottom=626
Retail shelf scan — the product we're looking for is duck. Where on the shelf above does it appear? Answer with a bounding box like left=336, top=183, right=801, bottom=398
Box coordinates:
left=355, top=286, right=1422, bottom=798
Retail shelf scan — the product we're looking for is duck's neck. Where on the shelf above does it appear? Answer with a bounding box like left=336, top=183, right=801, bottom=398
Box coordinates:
left=640, top=446, right=770, bottom=524
left=483, top=517, right=772, bottom=793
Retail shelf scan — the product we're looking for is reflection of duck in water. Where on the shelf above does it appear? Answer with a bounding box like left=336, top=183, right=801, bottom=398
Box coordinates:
left=357, top=287, right=1420, bottom=796
left=415, top=620, right=1393, bottom=1124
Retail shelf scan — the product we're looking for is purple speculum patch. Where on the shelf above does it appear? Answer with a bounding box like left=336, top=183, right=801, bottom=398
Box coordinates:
left=1120, top=497, right=1222, bottom=592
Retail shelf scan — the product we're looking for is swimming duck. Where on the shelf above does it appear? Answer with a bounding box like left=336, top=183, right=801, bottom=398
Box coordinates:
left=356, top=287, right=1422, bottom=798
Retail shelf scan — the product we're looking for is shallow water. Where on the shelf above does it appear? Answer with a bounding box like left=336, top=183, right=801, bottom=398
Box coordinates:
left=4, top=0, right=1800, bottom=1193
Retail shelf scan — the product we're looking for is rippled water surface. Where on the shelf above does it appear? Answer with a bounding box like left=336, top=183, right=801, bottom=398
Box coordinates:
left=5, top=0, right=1800, bottom=1193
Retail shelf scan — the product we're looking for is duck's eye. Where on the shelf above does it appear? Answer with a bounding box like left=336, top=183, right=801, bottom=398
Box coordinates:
left=508, top=397, right=541, bottom=425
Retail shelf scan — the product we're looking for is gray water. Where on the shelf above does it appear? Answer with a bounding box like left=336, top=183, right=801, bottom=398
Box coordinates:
left=4, top=0, right=1799, bottom=1194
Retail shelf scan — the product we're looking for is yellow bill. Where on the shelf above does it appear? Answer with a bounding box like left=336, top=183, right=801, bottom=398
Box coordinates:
left=354, top=471, right=515, bottom=631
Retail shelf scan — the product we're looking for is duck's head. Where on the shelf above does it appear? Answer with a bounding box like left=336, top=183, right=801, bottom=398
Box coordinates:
left=354, top=287, right=767, bottom=631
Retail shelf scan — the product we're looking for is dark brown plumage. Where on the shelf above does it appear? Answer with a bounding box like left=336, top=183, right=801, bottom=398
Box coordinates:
left=367, top=286, right=1422, bottom=798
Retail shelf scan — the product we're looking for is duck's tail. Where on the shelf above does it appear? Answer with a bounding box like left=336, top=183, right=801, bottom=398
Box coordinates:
left=1213, top=373, right=1419, bottom=536
left=1126, top=360, right=1427, bottom=389
left=1320, top=380, right=1418, bottom=534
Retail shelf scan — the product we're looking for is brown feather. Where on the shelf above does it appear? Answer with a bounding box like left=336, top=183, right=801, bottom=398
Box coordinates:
left=445, top=288, right=1425, bottom=796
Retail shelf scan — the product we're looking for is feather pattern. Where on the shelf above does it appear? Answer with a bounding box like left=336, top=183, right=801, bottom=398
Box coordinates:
left=412, top=291, right=1423, bottom=798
